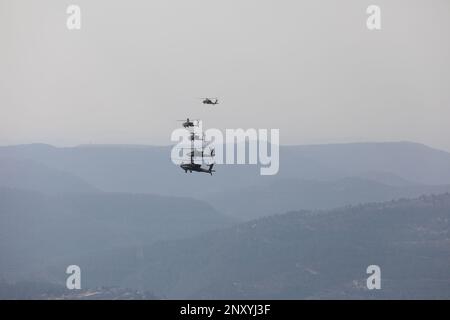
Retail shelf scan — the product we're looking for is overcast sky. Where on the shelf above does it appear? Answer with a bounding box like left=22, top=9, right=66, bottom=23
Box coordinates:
left=1, top=0, right=449, bottom=150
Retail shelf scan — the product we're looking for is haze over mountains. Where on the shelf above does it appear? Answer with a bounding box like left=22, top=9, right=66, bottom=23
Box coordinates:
left=208, top=177, right=450, bottom=219
left=0, top=188, right=234, bottom=280
left=1, top=141, right=450, bottom=298
left=61, top=193, right=450, bottom=299
left=2, top=141, right=450, bottom=219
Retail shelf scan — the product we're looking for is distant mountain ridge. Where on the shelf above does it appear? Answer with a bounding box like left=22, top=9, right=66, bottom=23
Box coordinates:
left=62, top=193, right=450, bottom=299
left=206, top=177, right=450, bottom=219
left=0, top=187, right=235, bottom=280
left=0, top=157, right=99, bottom=194
left=1, top=141, right=450, bottom=299
left=2, top=141, right=450, bottom=196
left=3, top=141, right=450, bottom=220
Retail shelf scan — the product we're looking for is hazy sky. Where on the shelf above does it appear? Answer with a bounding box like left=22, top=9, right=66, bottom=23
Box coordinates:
left=1, top=0, right=449, bottom=150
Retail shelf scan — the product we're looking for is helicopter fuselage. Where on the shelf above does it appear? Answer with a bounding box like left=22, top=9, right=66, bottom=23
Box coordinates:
left=180, top=163, right=214, bottom=175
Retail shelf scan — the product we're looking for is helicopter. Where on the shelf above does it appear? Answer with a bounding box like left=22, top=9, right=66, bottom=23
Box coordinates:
left=177, top=147, right=215, bottom=173
left=181, top=162, right=215, bottom=175
left=188, top=132, right=201, bottom=141
left=177, top=118, right=199, bottom=128
left=175, top=149, right=215, bottom=175
left=201, top=98, right=219, bottom=105
left=184, top=147, right=215, bottom=158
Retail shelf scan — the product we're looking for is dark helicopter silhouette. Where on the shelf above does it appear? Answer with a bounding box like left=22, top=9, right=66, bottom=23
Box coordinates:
left=180, top=162, right=215, bottom=175
left=179, top=146, right=215, bottom=175
left=177, top=118, right=199, bottom=128
left=185, top=147, right=215, bottom=158
left=201, top=98, right=219, bottom=105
